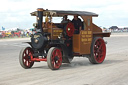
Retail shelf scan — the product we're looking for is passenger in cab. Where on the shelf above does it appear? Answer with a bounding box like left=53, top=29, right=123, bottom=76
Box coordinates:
left=61, top=15, right=70, bottom=28
left=61, top=15, right=70, bottom=24
left=72, top=15, right=82, bottom=34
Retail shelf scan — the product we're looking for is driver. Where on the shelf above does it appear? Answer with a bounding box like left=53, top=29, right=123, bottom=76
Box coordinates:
left=61, top=15, right=70, bottom=28
left=61, top=15, right=70, bottom=24
left=71, top=15, right=82, bottom=34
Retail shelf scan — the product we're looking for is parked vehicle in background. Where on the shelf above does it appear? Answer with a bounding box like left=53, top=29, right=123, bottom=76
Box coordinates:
left=0, top=31, right=2, bottom=38
left=14, top=31, right=21, bottom=37
left=5, top=31, right=12, bottom=37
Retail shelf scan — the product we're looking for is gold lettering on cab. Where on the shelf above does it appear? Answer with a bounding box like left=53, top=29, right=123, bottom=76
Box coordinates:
left=81, top=31, right=92, bottom=43
left=81, top=35, right=86, bottom=37
left=86, top=35, right=91, bottom=37
left=88, top=31, right=92, bottom=34
left=82, top=31, right=87, bottom=34
left=53, top=30, right=63, bottom=32
left=53, top=33, right=59, bottom=36
left=81, top=38, right=87, bottom=42
left=88, top=38, right=92, bottom=41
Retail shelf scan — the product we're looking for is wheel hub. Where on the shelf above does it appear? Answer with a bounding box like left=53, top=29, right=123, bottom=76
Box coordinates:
left=54, top=56, right=59, bottom=61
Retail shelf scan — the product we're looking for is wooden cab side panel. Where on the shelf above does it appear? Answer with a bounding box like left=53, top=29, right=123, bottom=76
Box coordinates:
left=92, top=23, right=102, bottom=32
left=73, top=30, right=92, bottom=55
left=73, top=34, right=80, bottom=53
left=47, top=28, right=63, bottom=40
left=73, top=17, right=93, bottom=54
left=92, top=23, right=111, bottom=37
left=73, top=16, right=93, bottom=55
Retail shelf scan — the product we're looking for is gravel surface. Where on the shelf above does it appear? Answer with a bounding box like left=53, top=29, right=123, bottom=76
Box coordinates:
left=0, top=33, right=128, bottom=85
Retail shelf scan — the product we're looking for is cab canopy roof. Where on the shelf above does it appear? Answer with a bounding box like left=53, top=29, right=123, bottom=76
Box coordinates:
left=31, top=9, right=98, bottom=17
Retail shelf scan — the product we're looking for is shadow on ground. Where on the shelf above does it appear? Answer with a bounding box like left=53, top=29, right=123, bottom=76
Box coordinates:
left=31, top=58, right=127, bottom=70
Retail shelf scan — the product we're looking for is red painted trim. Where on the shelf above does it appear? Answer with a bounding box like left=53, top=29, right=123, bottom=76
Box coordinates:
left=30, top=54, right=47, bottom=61
left=31, top=58, right=47, bottom=61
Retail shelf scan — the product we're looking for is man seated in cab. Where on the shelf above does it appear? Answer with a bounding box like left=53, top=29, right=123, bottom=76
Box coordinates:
left=71, top=15, right=82, bottom=34
left=61, top=15, right=70, bottom=28
left=61, top=15, right=70, bottom=23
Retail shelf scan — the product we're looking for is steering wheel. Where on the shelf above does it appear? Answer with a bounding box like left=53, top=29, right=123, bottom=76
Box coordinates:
left=66, top=22, right=75, bottom=37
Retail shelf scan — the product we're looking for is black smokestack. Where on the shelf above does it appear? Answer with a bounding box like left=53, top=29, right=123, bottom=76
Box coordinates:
left=37, top=8, right=44, bottom=34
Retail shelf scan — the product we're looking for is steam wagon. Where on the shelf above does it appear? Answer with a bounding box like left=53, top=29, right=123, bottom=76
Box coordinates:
left=19, top=8, right=111, bottom=70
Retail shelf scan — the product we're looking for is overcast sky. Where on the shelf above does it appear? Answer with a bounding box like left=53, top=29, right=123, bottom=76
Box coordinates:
left=0, top=0, right=128, bottom=29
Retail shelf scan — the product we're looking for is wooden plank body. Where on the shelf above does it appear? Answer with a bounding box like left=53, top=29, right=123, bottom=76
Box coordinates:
left=73, top=16, right=111, bottom=55
left=73, top=16, right=93, bottom=54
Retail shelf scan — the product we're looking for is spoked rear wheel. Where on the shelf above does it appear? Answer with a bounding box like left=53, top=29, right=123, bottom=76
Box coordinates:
left=19, top=47, right=34, bottom=69
left=89, top=37, right=106, bottom=64
left=47, top=47, right=62, bottom=70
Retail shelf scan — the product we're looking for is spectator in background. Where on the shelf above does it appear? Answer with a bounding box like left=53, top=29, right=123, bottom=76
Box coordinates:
left=0, top=31, right=2, bottom=38
left=21, top=31, right=24, bottom=38
left=24, top=30, right=27, bottom=37
left=11, top=31, right=14, bottom=37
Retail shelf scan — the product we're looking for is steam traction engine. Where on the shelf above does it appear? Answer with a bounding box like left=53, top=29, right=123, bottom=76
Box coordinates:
left=19, top=8, right=111, bottom=70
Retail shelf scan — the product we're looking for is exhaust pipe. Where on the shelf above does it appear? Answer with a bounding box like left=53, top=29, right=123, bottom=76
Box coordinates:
left=37, top=8, right=44, bottom=34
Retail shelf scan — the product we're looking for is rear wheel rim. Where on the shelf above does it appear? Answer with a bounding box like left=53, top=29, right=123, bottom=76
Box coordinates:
left=51, top=49, right=62, bottom=69
left=23, top=48, right=33, bottom=67
left=94, top=38, right=106, bottom=63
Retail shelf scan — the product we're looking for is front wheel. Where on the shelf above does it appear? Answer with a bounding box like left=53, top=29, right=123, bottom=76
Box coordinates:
left=89, top=37, right=106, bottom=64
left=19, top=47, right=34, bottom=69
left=47, top=47, right=62, bottom=70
